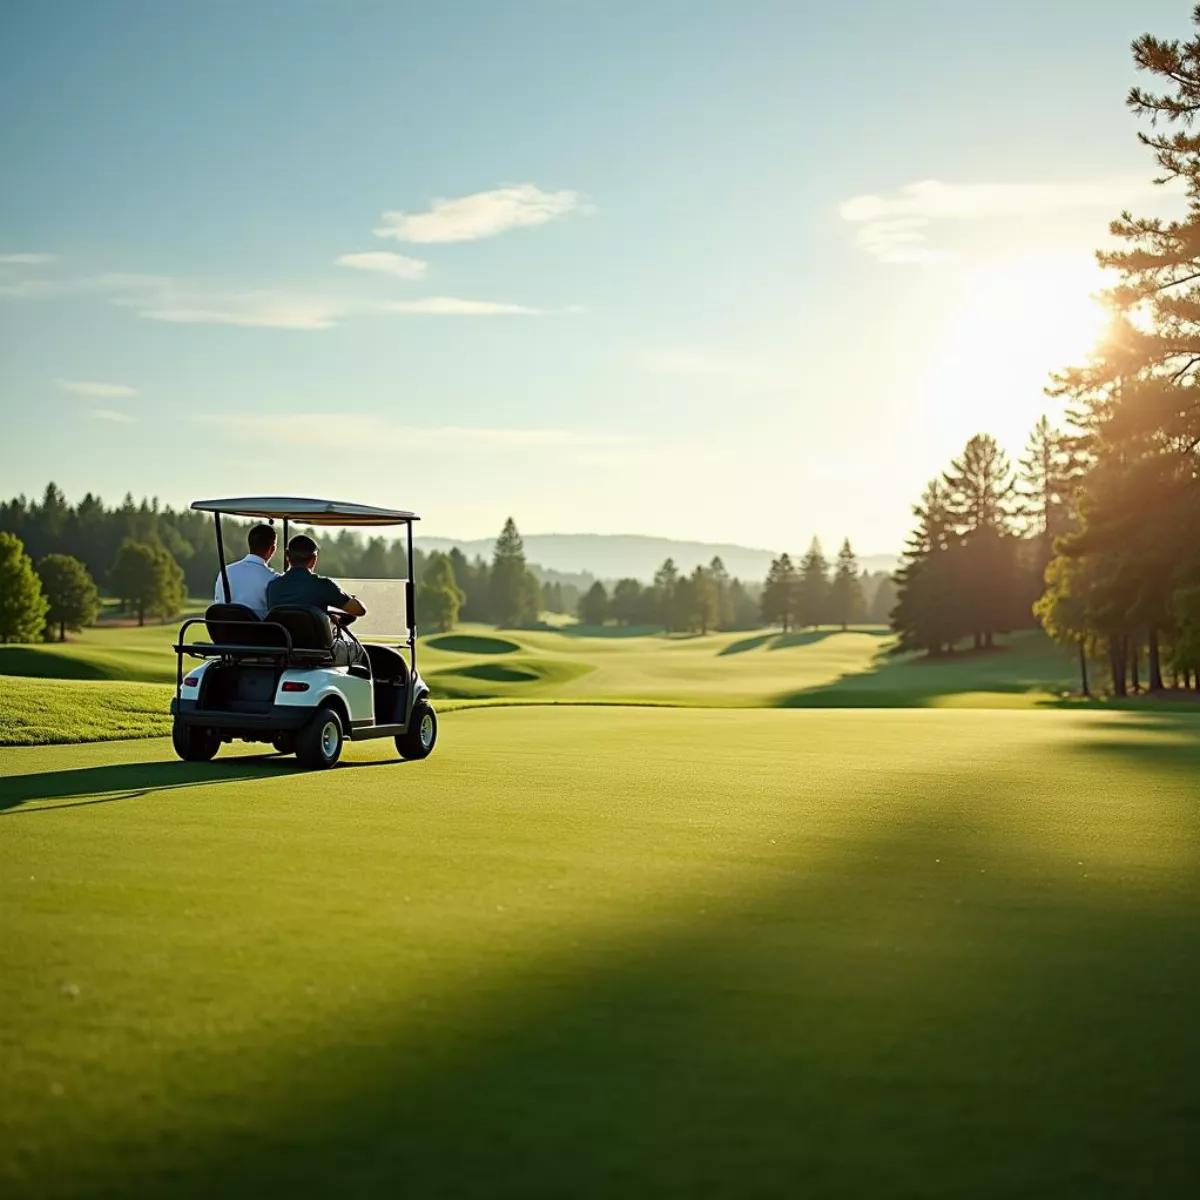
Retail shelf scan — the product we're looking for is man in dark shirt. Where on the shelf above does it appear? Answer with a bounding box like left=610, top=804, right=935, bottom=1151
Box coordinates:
left=267, top=534, right=367, bottom=667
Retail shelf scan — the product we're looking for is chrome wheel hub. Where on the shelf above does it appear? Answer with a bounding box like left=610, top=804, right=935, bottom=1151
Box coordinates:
left=419, top=713, right=434, bottom=749
left=320, top=721, right=338, bottom=757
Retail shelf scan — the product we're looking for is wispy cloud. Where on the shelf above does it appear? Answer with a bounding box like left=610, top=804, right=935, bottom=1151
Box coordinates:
left=88, top=408, right=134, bottom=423
left=375, top=184, right=588, bottom=244
left=0, top=270, right=171, bottom=299
left=336, top=251, right=428, bottom=280
left=196, top=414, right=628, bottom=452
left=55, top=378, right=138, bottom=398
left=839, top=178, right=1160, bottom=264
left=0, top=252, right=56, bottom=265
left=132, top=291, right=345, bottom=330
left=379, top=296, right=543, bottom=316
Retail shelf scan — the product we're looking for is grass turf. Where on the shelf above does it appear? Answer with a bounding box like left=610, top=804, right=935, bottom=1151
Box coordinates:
left=2, top=706, right=1199, bottom=1197
left=0, top=676, right=174, bottom=745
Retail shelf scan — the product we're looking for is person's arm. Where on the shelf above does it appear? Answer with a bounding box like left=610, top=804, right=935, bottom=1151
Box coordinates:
left=323, top=578, right=365, bottom=618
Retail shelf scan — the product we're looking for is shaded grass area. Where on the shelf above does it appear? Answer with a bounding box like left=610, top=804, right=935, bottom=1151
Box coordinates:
left=425, top=634, right=521, bottom=656
left=2, top=709, right=1199, bottom=1196
left=0, top=677, right=174, bottom=746
left=775, top=632, right=1081, bottom=709
left=430, top=656, right=595, bottom=698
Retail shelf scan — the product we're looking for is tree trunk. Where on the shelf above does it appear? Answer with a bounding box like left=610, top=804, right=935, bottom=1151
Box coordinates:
left=1130, top=640, right=1140, bottom=694
left=1148, top=629, right=1164, bottom=692
left=58, top=621, right=66, bottom=642
left=137, top=603, right=145, bottom=628
left=973, top=631, right=983, bottom=651
left=1108, top=636, right=1128, bottom=698
left=1078, top=641, right=1090, bottom=697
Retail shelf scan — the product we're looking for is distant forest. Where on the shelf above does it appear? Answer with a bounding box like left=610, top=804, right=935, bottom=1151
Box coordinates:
left=0, top=484, right=895, bottom=636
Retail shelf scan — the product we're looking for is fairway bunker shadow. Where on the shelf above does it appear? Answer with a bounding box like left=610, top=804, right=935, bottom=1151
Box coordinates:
left=65, top=733, right=1200, bottom=1200
left=0, top=755, right=402, bottom=814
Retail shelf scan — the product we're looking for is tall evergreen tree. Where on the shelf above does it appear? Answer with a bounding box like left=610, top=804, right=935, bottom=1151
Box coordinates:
left=761, top=553, right=798, bottom=632
left=490, top=518, right=529, bottom=627
left=654, top=558, right=680, bottom=632
left=828, top=539, right=866, bottom=630
left=708, top=556, right=733, bottom=630
left=578, top=580, right=610, bottom=626
left=796, top=539, right=830, bottom=628
left=943, top=433, right=1019, bottom=649
left=892, top=480, right=963, bottom=655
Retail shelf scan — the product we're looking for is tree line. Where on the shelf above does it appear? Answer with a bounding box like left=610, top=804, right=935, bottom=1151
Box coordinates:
left=893, top=12, right=1200, bottom=694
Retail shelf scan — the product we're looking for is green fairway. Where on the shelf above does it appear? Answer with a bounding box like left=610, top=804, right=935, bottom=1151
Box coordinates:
left=2, top=707, right=1199, bottom=1197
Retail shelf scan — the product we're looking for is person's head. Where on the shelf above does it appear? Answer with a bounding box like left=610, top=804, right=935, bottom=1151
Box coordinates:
left=247, top=523, right=277, bottom=563
left=286, top=534, right=318, bottom=571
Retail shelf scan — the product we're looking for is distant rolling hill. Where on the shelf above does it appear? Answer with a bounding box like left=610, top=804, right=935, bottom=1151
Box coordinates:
left=417, top=533, right=898, bottom=582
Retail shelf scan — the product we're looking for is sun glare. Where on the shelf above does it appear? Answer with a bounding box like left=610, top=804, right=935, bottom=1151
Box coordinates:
left=927, top=255, right=1111, bottom=453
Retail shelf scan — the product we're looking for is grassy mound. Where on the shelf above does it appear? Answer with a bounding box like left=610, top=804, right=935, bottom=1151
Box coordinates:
left=0, top=676, right=174, bottom=745
left=429, top=656, right=594, bottom=698
left=2, top=708, right=1198, bottom=1197
left=425, top=634, right=521, bottom=656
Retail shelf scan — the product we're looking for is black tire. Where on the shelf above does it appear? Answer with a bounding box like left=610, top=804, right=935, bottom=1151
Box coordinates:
left=172, top=719, right=220, bottom=763
left=272, top=732, right=296, bottom=756
left=296, top=706, right=344, bottom=770
left=396, top=701, right=437, bottom=761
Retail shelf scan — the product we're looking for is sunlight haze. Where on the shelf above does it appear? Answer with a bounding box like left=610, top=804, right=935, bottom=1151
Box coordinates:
left=0, top=0, right=1185, bottom=552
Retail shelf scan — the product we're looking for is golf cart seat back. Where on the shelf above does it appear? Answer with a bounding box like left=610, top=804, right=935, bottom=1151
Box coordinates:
left=205, top=603, right=287, bottom=649
left=265, top=605, right=335, bottom=656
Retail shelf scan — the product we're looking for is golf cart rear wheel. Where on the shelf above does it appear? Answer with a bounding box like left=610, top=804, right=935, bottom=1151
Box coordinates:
left=172, top=719, right=220, bottom=763
left=396, top=701, right=437, bottom=760
left=296, top=706, right=344, bottom=770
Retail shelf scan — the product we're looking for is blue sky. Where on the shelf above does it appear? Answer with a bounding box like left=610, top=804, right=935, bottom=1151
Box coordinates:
left=0, top=0, right=1187, bottom=553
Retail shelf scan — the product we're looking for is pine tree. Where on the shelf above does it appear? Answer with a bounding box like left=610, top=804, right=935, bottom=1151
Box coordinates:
left=654, top=558, right=680, bottom=632
left=688, top=564, right=717, bottom=634
left=708, top=556, right=733, bottom=630
left=828, top=539, right=866, bottom=630
left=796, top=539, right=829, bottom=628
left=761, top=554, right=798, bottom=632
left=0, top=532, right=49, bottom=643
left=943, top=433, right=1019, bottom=649
left=892, top=480, right=963, bottom=655
left=490, top=518, right=529, bottom=627
left=37, top=554, right=100, bottom=641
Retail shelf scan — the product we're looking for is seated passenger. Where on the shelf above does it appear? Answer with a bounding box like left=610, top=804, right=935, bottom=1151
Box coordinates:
left=213, top=523, right=279, bottom=618
left=267, top=534, right=367, bottom=668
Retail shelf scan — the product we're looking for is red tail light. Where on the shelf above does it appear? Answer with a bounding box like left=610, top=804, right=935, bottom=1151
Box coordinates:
left=281, top=681, right=310, bottom=693
left=183, top=676, right=199, bottom=688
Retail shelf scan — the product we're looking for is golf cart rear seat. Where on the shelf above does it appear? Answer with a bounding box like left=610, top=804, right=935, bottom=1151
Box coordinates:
left=205, top=603, right=287, bottom=648
left=265, top=605, right=338, bottom=665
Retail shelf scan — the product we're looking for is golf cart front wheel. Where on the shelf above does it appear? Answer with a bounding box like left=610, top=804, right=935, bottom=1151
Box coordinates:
left=296, top=706, right=344, bottom=770
left=396, top=702, right=437, bottom=761
left=172, top=719, right=220, bottom=763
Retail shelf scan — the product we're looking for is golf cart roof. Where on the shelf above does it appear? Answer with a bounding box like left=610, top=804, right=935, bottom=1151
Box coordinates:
left=190, top=496, right=418, bottom=526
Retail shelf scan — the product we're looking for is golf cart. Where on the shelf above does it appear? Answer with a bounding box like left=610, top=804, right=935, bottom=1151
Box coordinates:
left=170, top=496, right=436, bottom=769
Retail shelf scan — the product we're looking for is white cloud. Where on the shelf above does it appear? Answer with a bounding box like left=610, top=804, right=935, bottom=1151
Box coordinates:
left=336, top=251, right=428, bottom=280
left=0, top=253, right=55, bottom=265
left=196, top=414, right=628, bottom=452
left=840, top=177, right=1161, bottom=264
left=88, top=408, right=134, bottom=423
left=133, top=292, right=345, bottom=330
left=378, top=296, right=543, bottom=316
left=55, top=378, right=138, bottom=398
left=375, top=184, right=588, bottom=244
left=0, top=270, right=171, bottom=299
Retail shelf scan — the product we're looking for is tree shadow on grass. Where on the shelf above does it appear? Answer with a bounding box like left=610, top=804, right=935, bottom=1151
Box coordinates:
left=718, top=633, right=773, bottom=656
left=47, top=738, right=1200, bottom=1200
left=0, top=646, right=112, bottom=680
left=0, top=756, right=400, bottom=814
left=773, top=635, right=1081, bottom=708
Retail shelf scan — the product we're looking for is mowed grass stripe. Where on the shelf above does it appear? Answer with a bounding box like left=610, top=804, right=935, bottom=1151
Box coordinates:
left=2, top=707, right=1199, bottom=1197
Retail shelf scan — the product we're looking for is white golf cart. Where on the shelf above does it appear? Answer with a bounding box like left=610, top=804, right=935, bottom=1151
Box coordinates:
left=170, top=496, right=436, bottom=769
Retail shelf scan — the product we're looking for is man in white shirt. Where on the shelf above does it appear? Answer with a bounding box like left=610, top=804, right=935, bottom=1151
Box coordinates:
left=213, top=523, right=279, bottom=618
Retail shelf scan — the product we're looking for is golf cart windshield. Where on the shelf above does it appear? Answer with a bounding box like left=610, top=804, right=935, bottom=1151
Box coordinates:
left=338, top=577, right=410, bottom=640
